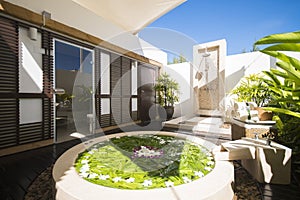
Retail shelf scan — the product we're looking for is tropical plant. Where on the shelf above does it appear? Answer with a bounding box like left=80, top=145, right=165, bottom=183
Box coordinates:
left=255, top=30, right=300, bottom=173
left=168, top=54, right=187, bottom=64
left=154, top=73, right=179, bottom=107
left=255, top=31, right=300, bottom=119
left=230, top=73, right=274, bottom=107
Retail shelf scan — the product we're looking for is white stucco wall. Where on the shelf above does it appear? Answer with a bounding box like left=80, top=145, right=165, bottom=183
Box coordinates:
left=164, top=62, right=193, bottom=118
left=138, top=39, right=168, bottom=66
left=225, top=51, right=274, bottom=93
left=225, top=51, right=300, bottom=94
left=6, top=0, right=167, bottom=64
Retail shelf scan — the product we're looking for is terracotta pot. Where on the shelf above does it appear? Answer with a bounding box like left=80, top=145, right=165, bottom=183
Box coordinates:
left=255, top=107, right=273, bottom=121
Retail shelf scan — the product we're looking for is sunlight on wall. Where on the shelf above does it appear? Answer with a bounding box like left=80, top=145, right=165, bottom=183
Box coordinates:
left=20, top=42, right=43, bottom=93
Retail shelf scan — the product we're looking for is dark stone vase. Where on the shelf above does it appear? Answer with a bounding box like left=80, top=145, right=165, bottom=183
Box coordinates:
left=164, top=106, right=174, bottom=120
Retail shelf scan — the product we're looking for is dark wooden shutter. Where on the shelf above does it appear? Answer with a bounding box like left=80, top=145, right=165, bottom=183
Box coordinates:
left=110, top=53, right=121, bottom=126
left=0, top=16, right=55, bottom=149
left=0, top=17, right=19, bottom=148
left=94, top=48, right=101, bottom=129
left=96, top=53, right=135, bottom=128
left=41, top=30, right=54, bottom=140
left=121, top=57, right=132, bottom=123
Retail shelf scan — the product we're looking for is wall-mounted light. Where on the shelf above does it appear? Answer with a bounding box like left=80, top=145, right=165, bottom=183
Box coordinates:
left=28, top=27, right=37, bottom=40
left=42, top=10, right=51, bottom=27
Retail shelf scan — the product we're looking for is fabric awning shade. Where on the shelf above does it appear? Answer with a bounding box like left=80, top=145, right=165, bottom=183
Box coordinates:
left=72, top=0, right=186, bottom=34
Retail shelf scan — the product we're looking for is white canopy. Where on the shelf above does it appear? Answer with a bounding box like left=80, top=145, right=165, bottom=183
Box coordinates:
left=72, top=0, right=186, bottom=34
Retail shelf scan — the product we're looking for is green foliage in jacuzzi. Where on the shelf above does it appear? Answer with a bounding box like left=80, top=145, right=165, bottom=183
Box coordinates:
left=75, top=134, right=215, bottom=189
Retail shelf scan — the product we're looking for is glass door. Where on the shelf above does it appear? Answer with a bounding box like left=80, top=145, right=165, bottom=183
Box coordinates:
left=54, top=40, right=93, bottom=142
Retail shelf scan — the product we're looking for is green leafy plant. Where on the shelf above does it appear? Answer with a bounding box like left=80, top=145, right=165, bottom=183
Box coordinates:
left=154, top=73, right=180, bottom=107
left=230, top=73, right=274, bottom=107
left=255, top=30, right=300, bottom=173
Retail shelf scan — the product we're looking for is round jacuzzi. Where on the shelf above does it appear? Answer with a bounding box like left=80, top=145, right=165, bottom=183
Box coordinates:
left=53, top=131, right=234, bottom=200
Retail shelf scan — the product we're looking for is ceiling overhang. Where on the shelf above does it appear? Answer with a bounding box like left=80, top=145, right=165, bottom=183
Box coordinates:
left=72, top=0, right=186, bottom=34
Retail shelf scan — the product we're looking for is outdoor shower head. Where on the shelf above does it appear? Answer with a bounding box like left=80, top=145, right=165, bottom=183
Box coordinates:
left=202, top=47, right=210, bottom=57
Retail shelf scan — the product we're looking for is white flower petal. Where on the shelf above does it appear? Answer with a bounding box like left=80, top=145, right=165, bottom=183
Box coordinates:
left=81, top=159, right=89, bottom=164
left=88, top=150, right=95, bottom=154
left=79, top=172, right=89, bottom=178
left=112, top=177, right=122, bottom=182
left=204, top=166, right=212, bottom=171
left=142, top=180, right=152, bottom=187
left=194, top=171, right=204, bottom=177
left=80, top=164, right=90, bottom=173
left=99, top=174, right=110, bottom=180
left=165, top=181, right=174, bottom=187
left=207, top=161, right=215, bottom=166
left=207, top=156, right=214, bottom=160
left=183, top=176, right=192, bottom=183
left=125, top=177, right=135, bottom=183
left=159, top=140, right=166, bottom=144
left=88, top=173, right=98, bottom=179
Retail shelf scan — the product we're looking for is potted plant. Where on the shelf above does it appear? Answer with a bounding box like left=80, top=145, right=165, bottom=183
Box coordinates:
left=154, top=73, right=180, bottom=120
left=230, top=73, right=274, bottom=120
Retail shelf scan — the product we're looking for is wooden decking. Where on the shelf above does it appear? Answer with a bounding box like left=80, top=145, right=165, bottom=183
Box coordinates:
left=0, top=139, right=80, bottom=200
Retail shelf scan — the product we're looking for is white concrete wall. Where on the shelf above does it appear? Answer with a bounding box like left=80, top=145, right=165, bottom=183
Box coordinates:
left=225, top=51, right=274, bottom=94
left=138, top=38, right=168, bottom=66
left=19, top=26, right=43, bottom=124
left=225, top=51, right=300, bottom=94
left=7, top=0, right=167, bottom=65
left=164, top=62, right=193, bottom=118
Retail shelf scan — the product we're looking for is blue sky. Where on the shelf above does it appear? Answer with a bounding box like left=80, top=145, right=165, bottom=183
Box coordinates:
left=140, top=0, right=300, bottom=56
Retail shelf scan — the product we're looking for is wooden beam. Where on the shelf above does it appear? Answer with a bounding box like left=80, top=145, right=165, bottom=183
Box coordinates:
left=0, top=0, right=162, bottom=67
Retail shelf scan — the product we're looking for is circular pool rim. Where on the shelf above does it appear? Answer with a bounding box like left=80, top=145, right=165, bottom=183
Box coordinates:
left=53, top=131, right=234, bottom=200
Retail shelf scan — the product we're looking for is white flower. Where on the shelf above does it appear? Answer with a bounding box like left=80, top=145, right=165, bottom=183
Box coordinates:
left=204, top=166, right=212, bottom=171
left=125, top=177, right=135, bottom=183
left=207, top=156, right=214, bottom=160
left=159, top=140, right=166, bottom=144
left=183, top=176, right=191, bottom=183
left=142, top=180, right=152, bottom=187
left=88, top=173, right=98, bottom=179
left=80, top=164, right=90, bottom=173
left=88, top=150, right=95, bottom=154
left=99, top=174, right=110, bottom=180
left=81, top=159, right=89, bottom=164
left=206, top=152, right=212, bottom=157
left=194, top=171, right=204, bottom=177
left=207, top=161, right=215, bottom=166
left=136, top=146, right=162, bottom=158
left=112, top=177, right=122, bottom=182
left=79, top=172, right=89, bottom=178
left=165, top=181, right=174, bottom=187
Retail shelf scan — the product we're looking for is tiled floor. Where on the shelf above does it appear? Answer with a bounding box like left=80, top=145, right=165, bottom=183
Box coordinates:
left=0, top=126, right=300, bottom=200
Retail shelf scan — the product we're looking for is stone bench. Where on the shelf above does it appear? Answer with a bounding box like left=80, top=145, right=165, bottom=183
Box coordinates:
left=213, top=137, right=291, bottom=184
